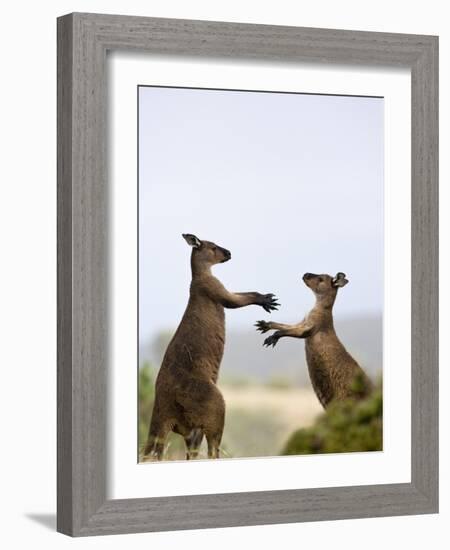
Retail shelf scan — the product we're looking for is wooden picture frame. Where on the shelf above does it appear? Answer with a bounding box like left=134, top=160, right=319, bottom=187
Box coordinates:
left=57, top=12, right=438, bottom=536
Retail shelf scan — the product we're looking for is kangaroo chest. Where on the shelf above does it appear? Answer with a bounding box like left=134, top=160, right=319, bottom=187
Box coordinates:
left=165, top=298, right=226, bottom=383
left=304, top=335, right=338, bottom=407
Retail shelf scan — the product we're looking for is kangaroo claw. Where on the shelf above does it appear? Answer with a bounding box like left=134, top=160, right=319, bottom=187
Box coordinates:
left=261, top=294, right=280, bottom=313
left=263, top=335, right=279, bottom=348
left=255, top=320, right=271, bottom=333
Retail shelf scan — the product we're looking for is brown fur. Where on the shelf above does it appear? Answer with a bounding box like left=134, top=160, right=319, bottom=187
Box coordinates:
left=143, top=234, right=279, bottom=460
left=256, top=272, right=372, bottom=408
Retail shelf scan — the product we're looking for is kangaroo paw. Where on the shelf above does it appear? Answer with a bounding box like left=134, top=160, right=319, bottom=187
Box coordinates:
left=261, top=293, right=280, bottom=313
left=255, top=320, right=271, bottom=333
left=264, top=334, right=279, bottom=348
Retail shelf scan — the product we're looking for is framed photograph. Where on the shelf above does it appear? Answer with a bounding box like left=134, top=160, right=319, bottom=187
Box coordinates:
left=57, top=13, right=438, bottom=536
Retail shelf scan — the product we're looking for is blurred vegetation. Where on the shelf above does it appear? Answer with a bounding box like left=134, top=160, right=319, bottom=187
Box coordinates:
left=140, top=361, right=382, bottom=460
left=138, top=362, right=155, bottom=453
left=219, top=373, right=254, bottom=388
left=282, top=384, right=382, bottom=455
left=221, top=407, right=286, bottom=458
left=265, top=374, right=294, bottom=390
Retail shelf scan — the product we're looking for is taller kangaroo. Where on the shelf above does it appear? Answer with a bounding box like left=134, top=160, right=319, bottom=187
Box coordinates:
left=256, top=272, right=372, bottom=408
left=143, top=234, right=279, bottom=460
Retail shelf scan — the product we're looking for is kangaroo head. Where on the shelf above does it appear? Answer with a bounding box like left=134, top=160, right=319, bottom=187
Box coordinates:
left=182, top=234, right=231, bottom=269
left=302, top=272, right=348, bottom=306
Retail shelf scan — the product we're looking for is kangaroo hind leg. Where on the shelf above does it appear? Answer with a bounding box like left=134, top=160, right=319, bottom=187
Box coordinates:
left=205, top=432, right=223, bottom=459
left=143, top=408, right=171, bottom=461
left=184, top=429, right=204, bottom=460
left=176, top=380, right=225, bottom=460
left=203, top=386, right=225, bottom=459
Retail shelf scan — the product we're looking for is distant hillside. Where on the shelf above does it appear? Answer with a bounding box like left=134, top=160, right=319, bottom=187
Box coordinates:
left=139, top=314, right=382, bottom=386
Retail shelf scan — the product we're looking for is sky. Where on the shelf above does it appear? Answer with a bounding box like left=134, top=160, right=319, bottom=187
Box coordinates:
left=138, top=86, right=384, bottom=345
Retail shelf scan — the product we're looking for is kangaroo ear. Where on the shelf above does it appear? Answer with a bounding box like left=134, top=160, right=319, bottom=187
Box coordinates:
left=182, top=233, right=202, bottom=248
left=332, top=272, right=349, bottom=288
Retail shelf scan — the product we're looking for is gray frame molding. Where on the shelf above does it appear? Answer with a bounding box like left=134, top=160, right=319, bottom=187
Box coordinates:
left=57, top=12, right=438, bottom=537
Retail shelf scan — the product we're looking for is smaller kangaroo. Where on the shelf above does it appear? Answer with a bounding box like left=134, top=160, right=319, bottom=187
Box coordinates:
left=143, top=234, right=279, bottom=461
left=256, top=272, right=372, bottom=408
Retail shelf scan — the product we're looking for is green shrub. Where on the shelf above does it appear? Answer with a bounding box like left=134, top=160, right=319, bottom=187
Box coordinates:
left=138, top=362, right=156, bottom=452
left=282, top=386, right=382, bottom=455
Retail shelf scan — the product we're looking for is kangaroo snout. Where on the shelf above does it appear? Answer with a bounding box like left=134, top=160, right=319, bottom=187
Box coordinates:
left=221, top=248, right=232, bottom=262
left=302, top=272, right=317, bottom=288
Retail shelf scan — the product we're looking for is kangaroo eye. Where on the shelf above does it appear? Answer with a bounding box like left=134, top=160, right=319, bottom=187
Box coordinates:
left=318, top=277, right=323, bottom=282
left=212, top=247, right=217, bottom=252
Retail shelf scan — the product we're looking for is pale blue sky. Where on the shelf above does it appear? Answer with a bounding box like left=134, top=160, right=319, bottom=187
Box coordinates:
left=139, top=86, right=384, bottom=344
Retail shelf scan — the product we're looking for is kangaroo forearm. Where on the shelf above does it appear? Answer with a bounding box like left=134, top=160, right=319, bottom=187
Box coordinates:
left=222, top=291, right=262, bottom=308
left=265, top=321, right=297, bottom=331
left=214, top=286, right=278, bottom=312
left=275, top=324, right=312, bottom=339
